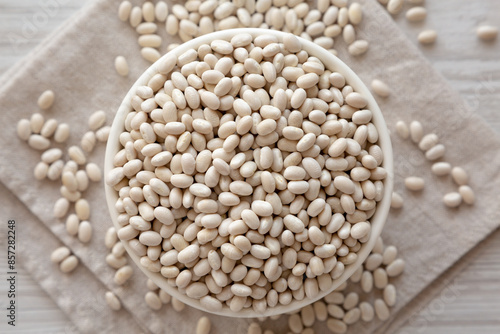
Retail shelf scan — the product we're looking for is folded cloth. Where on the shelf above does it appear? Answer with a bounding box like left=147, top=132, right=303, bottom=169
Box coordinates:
left=0, top=0, right=498, bottom=333
left=0, top=182, right=146, bottom=334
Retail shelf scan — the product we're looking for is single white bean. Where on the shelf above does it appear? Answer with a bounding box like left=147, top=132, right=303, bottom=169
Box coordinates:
left=418, top=30, right=437, bottom=45
left=405, top=176, right=424, bottom=191
left=387, top=0, right=403, bottom=15
left=451, top=167, right=468, bottom=185
left=476, top=25, right=498, bottom=41
left=196, top=316, right=211, bottom=334
left=406, top=7, right=426, bottom=22
left=371, top=79, right=391, bottom=97
left=391, top=192, right=403, bottom=209
left=374, top=298, right=390, bottom=321
left=431, top=162, right=451, bottom=176
left=118, top=1, right=132, bottom=22
left=60, top=255, right=79, bottom=273
left=50, top=246, right=71, bottom=263
left=443, top=192, right=462, bottom=208
left=115, top=56, right=129, bottom=77
left=105, top=291, right=122, bottom=311
left=78, top=221, right=92, bottom=243
left=459, top=185, right=475, bottom=205
left=38, top=90, right=55, bottom=110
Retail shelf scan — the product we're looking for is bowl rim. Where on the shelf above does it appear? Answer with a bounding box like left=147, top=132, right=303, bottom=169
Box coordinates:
left=104, top=28, right=394, bottom=318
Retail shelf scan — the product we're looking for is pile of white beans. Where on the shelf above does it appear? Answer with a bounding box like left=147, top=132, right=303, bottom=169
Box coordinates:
left=102, top=232, right=404, bottom=334
left=394, top=120, right=475, bottom=208
left=17, top=89, right=112, bottom=274
left=106, top=31, right=388, bottom=314
left=191, top=235, right=405, bottom=334
left=115, top=0, right=368, bottom=70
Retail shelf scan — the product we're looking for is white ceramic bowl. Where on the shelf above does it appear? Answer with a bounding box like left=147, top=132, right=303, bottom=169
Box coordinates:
left=104, top=28, right=393, bottom=318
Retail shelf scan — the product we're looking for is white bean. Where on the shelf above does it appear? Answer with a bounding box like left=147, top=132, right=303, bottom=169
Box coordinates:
left=391, top=192, right=403, bottom=209
left=145, top=291, right=162, bottom=310
left=371, top=79, right=391, bottom=97
left=383, top=284, right=397, bottom=307
left=431, top=162, right=451, bottom=176
left=196, top=316, right=211, bottom=334
left=28, top=135, right=50, bottom=150
left=78, top=221, right=92, bottom=243
left=37, top=90, right=55, bottom=110
left=374, top=298, right=390, bottom=321
left=404, top=176, right=424, bottom=191
left=476, top=25, right=498, bottom=41
left=406, top=7, right=426, bottom=22
left=451, top=167, right=468, bottom=185
left=17, top=119, right=31, bottom=141
left=60, top=255, right=79, bottom=273
left=409, top=121, right=423, bottom=143
left=34, top=162, right=49, bottom=180
left=443, top=192, right=462, bottom=208
left=386, top=258, right=405, bottom=277
left=50, top=246, right=70, bottom=263
left=348, top=40, right=368, bottom=56
left=459, top=185, right=475, bottom=205
left=86, top=163, right=102, bottom=182
left=105, top=291, right=122, bottom=311
left=54, top=123, right=70, bottom=143
left=114, top=265, right=133, bottom=285
left=53, top=198, right=70, bottom=218
left=418, top=30, right=437, bottom=45
left=115, top=56, right=129, bottom=77
left=387, top=0, right=403, bottom=15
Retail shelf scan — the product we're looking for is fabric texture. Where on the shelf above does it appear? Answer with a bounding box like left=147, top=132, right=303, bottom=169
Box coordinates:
left=0, top=0, right=498, bottom=333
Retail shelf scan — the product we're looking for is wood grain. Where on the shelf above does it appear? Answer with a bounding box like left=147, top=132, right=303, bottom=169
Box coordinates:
left=0, top=0, right=498, bottom=333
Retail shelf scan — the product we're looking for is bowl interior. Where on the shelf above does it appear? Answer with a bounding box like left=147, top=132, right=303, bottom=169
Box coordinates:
left=104, top=28, right=393, bottom=318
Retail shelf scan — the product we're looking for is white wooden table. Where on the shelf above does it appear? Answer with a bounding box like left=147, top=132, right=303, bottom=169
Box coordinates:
left=0, top=0, right=499, bottom=333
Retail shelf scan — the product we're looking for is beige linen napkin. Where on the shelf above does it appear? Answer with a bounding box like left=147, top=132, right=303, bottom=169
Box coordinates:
left=0, top=0, right=499, bottom=333
left=0, top=182, right=146, bottom=334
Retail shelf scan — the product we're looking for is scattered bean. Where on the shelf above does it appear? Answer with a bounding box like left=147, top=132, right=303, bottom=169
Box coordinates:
left=409, top=121, right=423, bottom=143
left=115, top=56, right=129, bottom=76
left=114, top=265, right=133, bottom=285
left=50, top=246, right=71, bottom=263
left=78, top=220, right=92, bottom=243
left=443, top=192, right=462, bottom=208
left=60, top=255, right=79, bottom=273
left=89, top=110, right=107, bottom=131
left=431, top=162, right=451, bottom=176
left=17, top=119, right=31, bottom=141
left=385, top=259, right=405, bottom=277
left=196, top=316, right=211, bottom=334
left=458, top=185, right=475, bottom=205
left=451, top=167, right=468, bottom=186
left=418, top=30, right=437, bottom=45
left=476, top=25, right=498, bottom=41
left=105, top=291, right=122, bottom=311
left=371, top=79, right=391, bottom=98
left=387, top=0, right=403, bottom=15
left=406, top=7, right=426, bottom=22
left=145, top=291, right=162, bottom=310
left=38, top=90, right=55, bottom=110
left=404, top=176, right=424, bottom=191
left=374, top=298, right=390, bottom=321
left=54, top=123, right=70, bottom=143
left=390, top=192, right=403, bottom=209
left=118, top=1, right=132, bottom=22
